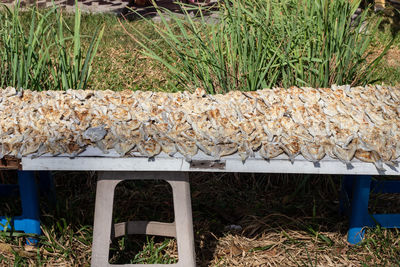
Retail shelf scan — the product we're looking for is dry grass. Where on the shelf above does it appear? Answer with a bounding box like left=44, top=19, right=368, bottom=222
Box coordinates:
left=89, top=40, right=171, bottom=92
left=80, top=17, right=174, bottom=92
left=0, top=172, right=399, bottom=266
left=367, top=44, right=400, bottom=69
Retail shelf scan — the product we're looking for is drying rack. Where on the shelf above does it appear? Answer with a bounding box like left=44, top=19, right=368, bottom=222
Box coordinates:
left=19, top=147, right=400, bottom=267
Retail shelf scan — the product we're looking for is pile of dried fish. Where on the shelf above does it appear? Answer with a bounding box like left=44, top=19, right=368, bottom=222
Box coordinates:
left=0, top=85, right=399, bottom=169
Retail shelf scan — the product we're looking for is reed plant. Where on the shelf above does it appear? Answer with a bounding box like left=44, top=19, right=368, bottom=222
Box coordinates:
left=52, top=4, right=104, bottom=90
left=128, top=0, right=390, bottom=93
left=0, top=2, right=104, bottom=91
left=0, top=4, right=54, bottom=90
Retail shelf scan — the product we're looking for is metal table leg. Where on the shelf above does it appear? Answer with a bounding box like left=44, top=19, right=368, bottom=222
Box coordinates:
left=0, top=171, right=41, bottom=245
left=342, top=175, right=400, bottom=245
left=347, top=175, right=373, bottom=245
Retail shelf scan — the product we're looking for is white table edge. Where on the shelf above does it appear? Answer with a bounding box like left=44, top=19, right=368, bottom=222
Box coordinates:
left=21, top=155, right=400, bottom=176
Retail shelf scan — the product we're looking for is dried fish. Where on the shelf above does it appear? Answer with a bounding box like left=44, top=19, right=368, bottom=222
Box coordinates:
left=0, top=85, right=398, bottom=171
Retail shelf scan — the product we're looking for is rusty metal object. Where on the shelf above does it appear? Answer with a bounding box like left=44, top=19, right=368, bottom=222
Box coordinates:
left=190, top=160, right=226, bottom=170
left=0, top=156, right=21, bottom=170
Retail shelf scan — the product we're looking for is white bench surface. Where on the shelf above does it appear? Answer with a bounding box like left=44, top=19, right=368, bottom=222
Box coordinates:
left=21, top=147, right=400, bottom=175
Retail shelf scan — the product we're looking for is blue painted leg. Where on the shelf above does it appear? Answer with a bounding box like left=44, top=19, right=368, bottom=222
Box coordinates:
left=0, top=171, right=41, bottom=245
left=342, top=176, right=400, bottom=245
left=16, top=171, right=41, bottom=245
left=347, top=175, right=374, bottom=245
left=371, top=180, right=400, bottom=194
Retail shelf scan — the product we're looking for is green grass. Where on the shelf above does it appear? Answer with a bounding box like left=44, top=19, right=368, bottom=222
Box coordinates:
left=125, top=0, right=397, bottom=93
left=3, top=2, right=400, bottom=92
left=0, top=3, right=104, bottom=91
left=52, top=4, right=104, bottom=90
left=100, top=2, right=398, bottom=92
left=66, top=6, right=400, bottom=91
left=0, top=8, right=176, bottom=92
left=112, top=5, right=400, bottom=91
left=64, top=12, right=176, bottom=91
left=111, top=236, right=176, bottom=264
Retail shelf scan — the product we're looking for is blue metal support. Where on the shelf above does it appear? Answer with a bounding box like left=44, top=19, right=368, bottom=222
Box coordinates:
left=0, top=171, right=51, bottom=245
left=341, top=175, right=400, bottom=245
left=347, top=175, right=374, bottom=244
left=370, top=180, right=400, bottom=194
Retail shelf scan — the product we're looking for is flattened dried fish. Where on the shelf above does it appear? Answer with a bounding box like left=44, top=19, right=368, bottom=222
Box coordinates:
left=0, top=85, right=398, bottom=171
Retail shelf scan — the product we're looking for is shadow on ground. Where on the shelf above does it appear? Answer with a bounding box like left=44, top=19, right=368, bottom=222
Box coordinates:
left=119, top=0, right=219, bottom=22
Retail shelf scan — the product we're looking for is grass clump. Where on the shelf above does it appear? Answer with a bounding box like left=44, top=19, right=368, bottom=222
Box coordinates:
left=0, top=5, right=55, bottom=91
left=128, top=0, right=391, bottom=94
left=52, top=6, right=104, bottom=90
left=0, top=3, right=104, bottom=91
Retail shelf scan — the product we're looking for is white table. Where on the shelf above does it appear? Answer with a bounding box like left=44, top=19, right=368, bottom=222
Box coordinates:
left=21, top=148, right=400, bottom=266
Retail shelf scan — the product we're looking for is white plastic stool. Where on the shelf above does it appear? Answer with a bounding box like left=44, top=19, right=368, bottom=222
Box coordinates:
left=91, top=171, right=196, bottom=267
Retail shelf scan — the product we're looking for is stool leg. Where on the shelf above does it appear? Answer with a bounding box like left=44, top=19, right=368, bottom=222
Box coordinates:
left=348, top=175, right=373, bottom=245
left=91, top=177, right=121, bottom=267
left=17, top=171, right=41, bottom=245
left=92, top=171, right=196, bottom=266
left=166, top=172, right=196, bottom=267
